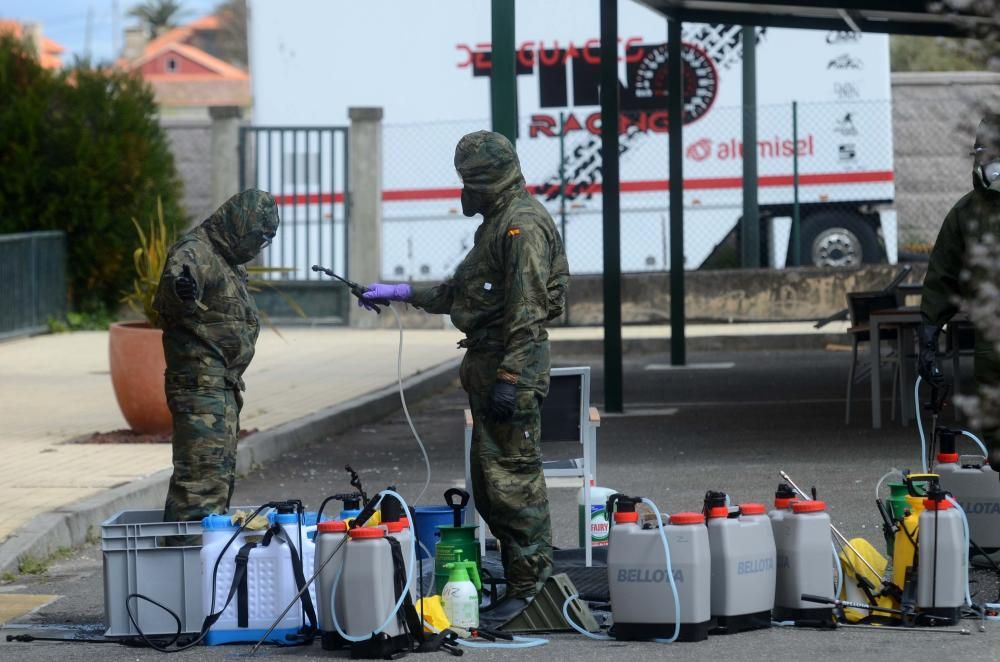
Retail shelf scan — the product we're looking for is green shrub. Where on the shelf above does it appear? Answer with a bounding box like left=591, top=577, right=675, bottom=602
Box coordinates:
left=0, top=34, right=184, bottom=313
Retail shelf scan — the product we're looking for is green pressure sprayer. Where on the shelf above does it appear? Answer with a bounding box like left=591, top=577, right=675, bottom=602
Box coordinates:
left=434, top=488, right=481, bottom=595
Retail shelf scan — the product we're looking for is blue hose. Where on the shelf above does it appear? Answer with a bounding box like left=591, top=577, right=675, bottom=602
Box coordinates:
left=455, top=635, right=549, bottom=649
left=832, top=541, right=843, bottom=598
left=916, top=375, right=929, bottom=473
left=642, top=497, right=682, bottom=644
left=961, top=430, right=989, bottom=457
left=561, top=593, right=611, bottom=640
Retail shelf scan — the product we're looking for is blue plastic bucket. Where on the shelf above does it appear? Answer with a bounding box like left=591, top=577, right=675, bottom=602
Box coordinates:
left=412, top=506, right=461, bottom=560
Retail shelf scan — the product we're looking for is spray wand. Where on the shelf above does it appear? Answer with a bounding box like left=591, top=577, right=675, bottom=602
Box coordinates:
left=311, top=264, right=389, bottom=312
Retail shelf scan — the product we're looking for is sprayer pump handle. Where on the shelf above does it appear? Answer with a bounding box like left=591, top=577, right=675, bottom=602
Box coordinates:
left=444, top=488, right=470, bottom=509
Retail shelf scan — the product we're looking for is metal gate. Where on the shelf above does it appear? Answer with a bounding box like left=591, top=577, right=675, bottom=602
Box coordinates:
left=238, top=126, right=349, bottom=280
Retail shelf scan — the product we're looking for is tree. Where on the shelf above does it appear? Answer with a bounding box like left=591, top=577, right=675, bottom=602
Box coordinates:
left=128, top=0, right=189, bottom=39
left=214, top=0, right=247, bottom=68
left=0, top=34, right=185, bottom=313
left=890, top=35, right=988, bottom=72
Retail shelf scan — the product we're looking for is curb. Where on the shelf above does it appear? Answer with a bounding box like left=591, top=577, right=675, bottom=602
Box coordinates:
left=0, top=357, right=462, bottom=577
left=551, top=332, right=848, bottom=355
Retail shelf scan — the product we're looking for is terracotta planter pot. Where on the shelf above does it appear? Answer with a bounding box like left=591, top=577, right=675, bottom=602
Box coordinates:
left=108, top=321, right=172, bottom=435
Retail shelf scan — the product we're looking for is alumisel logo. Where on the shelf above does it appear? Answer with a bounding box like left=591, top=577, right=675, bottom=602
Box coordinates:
left=828, top=54, right=863, bottom=70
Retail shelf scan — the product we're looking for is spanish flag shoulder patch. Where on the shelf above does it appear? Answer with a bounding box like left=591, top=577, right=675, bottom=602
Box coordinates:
left=507, top=227, right=521, bottom=238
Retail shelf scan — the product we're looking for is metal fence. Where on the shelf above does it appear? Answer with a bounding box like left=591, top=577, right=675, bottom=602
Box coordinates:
left=380, top=99, right=895, bottom=280
left=239, top=126, right=350, bottom=280
left=0, top=232, right=66, bottom=338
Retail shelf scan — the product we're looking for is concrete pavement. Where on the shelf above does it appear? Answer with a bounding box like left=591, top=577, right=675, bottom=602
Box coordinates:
left=2, top=348, right=993, bottom=661
left=0, top=327, right=463, bottom=547
left=0, top=320, right=847, bottom=575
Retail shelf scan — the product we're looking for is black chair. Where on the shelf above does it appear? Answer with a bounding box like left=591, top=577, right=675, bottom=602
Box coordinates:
left=845, top=290, right=902, bottom=424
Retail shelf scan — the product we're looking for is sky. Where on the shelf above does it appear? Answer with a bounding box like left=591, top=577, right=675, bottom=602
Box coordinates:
left=1, top=0, right=220, bottom=65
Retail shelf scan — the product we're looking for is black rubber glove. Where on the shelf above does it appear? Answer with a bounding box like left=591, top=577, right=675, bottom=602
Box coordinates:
left=175, top=264, right=198, bottom=301
left=917, top=322, right=944, bottom=388
left=488, top=381, right=517, bottom=422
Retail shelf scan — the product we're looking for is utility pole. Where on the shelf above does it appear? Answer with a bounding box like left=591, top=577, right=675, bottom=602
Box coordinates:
left=84, top=5, right=95, bottom=62
left=600, top=0, right=623, bottom=412
left=740, top=25, right=760, bottom=268
left=112, top=0, right=120, bottom=60
left=490, top=0, right=516, bottom=145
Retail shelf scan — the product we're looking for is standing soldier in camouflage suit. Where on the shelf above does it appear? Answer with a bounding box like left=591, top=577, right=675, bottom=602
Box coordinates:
left=919, top=115, right=1000, bottom=469
left=153, top=189, right=279, bottom=523
left=360, top=131, right=569, bottom=622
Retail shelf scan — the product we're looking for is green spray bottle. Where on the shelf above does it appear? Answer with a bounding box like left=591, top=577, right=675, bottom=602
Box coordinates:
left=442, top=560, right=481, bottom=629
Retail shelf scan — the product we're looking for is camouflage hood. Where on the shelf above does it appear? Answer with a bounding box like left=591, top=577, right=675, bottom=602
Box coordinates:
left=454, top=131, right=525, bottom=215
left=202, top=189, right=280, bottom=265
left=973, top=114, right=1000, bottom=194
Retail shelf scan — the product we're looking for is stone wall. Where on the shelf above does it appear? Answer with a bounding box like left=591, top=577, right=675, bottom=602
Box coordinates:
left=161, top=119, right=214, bottom=227
left=891, top=71, right=1000, bottom=250
left=355, top=264, right=925, bottom=329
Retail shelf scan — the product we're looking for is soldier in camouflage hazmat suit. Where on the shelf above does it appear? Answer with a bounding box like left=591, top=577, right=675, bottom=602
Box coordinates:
left=153, top=189, right=279, bottom=522
left=919, top=115, right=1000, bottom=470
left=361, top=131, right=570, bottom=613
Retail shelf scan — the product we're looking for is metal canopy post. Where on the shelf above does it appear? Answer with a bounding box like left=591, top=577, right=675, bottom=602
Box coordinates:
left=668, top=16, right=686, bottom=366
left=740, top=25, right=760, bottom=268
left=490, top=0, right=517, bottom=144
left=600, top=0, right=623, bottom=413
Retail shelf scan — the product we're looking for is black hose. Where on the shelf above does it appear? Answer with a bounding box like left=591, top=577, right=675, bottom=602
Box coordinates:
left=123, top=502, right=276, bottom=653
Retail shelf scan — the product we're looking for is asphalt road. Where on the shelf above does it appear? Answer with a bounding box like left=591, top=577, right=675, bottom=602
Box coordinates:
left=3, top=349, right=998, bottom=661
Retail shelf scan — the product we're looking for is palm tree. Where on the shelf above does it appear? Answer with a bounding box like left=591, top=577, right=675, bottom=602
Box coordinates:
left=128, top=0, right=189, bottom=39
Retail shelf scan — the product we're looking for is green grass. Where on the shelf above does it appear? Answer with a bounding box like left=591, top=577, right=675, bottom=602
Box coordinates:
left=15, top=546, right=75, bottom=576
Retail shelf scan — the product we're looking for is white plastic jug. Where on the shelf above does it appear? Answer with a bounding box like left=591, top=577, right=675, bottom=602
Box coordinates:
left=200, top=514, right=245, bottom=627
left=335, top=527, right=406, bottom=640
left=274, top=511, right=317, bottom=611
left=706, top=501, right=777, bottom=633
left=315, top=519, right=349, bottom=651
left=202, top=517, right=306, bottom=645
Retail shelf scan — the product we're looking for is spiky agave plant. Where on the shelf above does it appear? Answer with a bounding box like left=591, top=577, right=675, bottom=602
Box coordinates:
left=121, top=197, right=172, bottom=327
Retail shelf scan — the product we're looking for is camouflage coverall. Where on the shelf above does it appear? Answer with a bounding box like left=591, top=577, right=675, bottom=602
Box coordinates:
left=153, top=189, right=279, bottom=522
left=410, top=131, right=570, bottom=598
left=921, top=118, right=1000, bottom=464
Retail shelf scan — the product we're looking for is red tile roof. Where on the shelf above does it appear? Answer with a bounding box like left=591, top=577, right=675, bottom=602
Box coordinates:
left=0, top=19, right=65, bottom=69
left=124, top=14, right=249, bottom=108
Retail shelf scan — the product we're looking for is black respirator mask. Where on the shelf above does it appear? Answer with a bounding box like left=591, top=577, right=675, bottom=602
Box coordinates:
left=973, top=116, right=1000, bottom=192
left=460, top=187, right=485, bottom=217
left=977, top=152, right=1000, bottom=189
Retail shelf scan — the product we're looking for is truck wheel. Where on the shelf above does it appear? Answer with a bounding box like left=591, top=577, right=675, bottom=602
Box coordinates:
left=800, top=211, right=881, bottom=268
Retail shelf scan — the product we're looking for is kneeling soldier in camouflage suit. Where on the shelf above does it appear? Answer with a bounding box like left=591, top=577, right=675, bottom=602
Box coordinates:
left=360, top=131, right=570, bottom=622
left=153, top=189, right=279, bottom=523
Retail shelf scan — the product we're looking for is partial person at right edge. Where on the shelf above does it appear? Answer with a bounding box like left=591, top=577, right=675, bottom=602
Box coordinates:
left=918, top=114, right=1000, bottom=470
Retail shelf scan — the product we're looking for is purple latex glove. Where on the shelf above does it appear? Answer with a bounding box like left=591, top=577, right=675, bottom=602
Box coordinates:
left=358, top=282, right=412, bottom=310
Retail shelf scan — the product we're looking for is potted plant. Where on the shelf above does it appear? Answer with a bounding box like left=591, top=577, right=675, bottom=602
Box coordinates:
left=109, top=199, right=173, bottom=435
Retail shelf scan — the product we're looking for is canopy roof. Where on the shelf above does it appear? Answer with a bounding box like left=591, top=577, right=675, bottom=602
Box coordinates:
left=637, top=1, right=992, bottom=37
